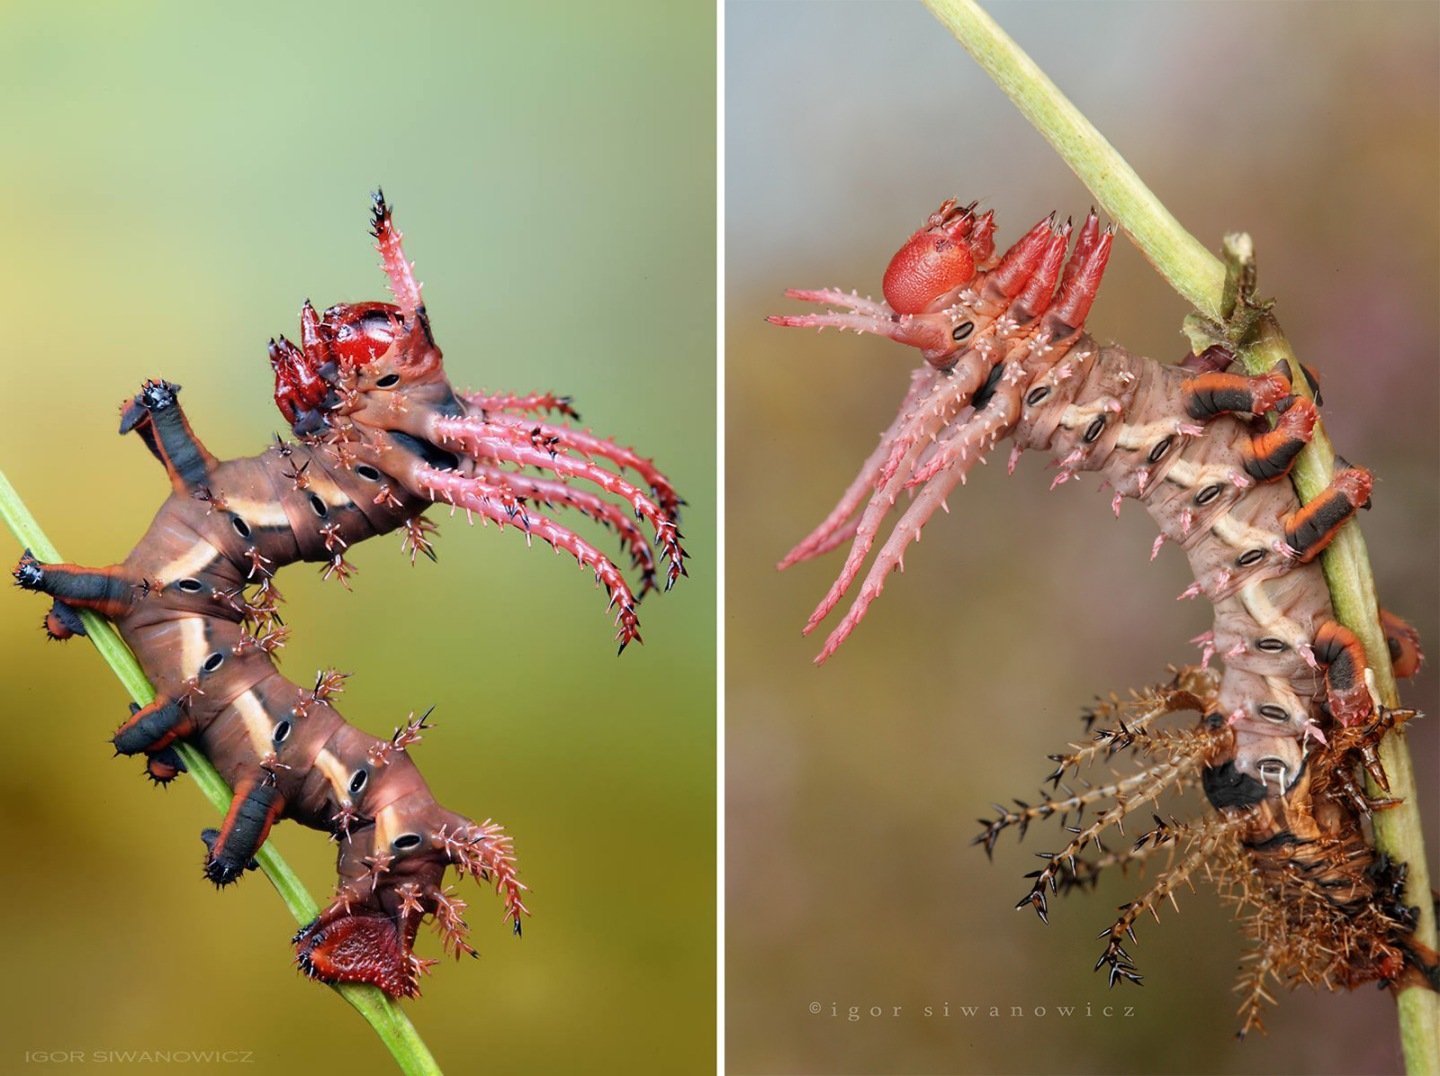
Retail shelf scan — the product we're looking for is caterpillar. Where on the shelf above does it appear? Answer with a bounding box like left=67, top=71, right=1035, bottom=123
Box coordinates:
left=770, top=199, right=1436, bottom=1033
left=12, top=192, right=686, bottom=997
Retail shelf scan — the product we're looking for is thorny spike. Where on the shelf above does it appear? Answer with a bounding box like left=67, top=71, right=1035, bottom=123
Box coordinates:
left=416, top=465, right=645, bottom=650
left=460, top=389, right=580, bottom=421
left=986, top=212, right=1059, bottom=299
left=312, top=668, right=350, bottom=702
left=399, top=514, right=440, bottom=564
left=457, top=406, right=683, bottom=520
left=370, top=189, right=423, bottom=317
left=428, top=414, right=686, bottom=592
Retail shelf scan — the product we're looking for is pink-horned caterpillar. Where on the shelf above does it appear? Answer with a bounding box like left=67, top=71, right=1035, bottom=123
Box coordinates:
left=771, top=199, right=1435, bottom=1033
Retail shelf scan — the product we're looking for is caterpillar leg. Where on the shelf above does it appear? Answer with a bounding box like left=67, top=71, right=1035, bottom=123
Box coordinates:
left=113, top=696, right=196, bottom=756
left=12, top=551, right=135, bottom=620
left=1180, top=367, right=1320, bottom=482
left=1381, top=609, right=1424, bottom=678
left=144, top=745, right=188, bottom=786
left=1181, top=371, right=1292, bottom=422
left=201, top=772, right=284, bottom=886
left=1243, top=396, right=1318, bottom=482
left=118, top=380, right=218, bottom=494
left=42, top=600, right=87, bottom=640
left=1312, top=621, right=1373, bottom=727
left=1282, top=466, right=1373, bottom=563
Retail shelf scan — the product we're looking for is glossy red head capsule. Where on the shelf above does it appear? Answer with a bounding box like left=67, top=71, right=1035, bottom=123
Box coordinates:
left=317, top=301, right=405, bottom=368
left=882, top=199, right=986, bottom=314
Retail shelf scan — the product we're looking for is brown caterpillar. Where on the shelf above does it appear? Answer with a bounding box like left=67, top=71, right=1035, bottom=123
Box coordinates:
left=771, top=199, right=1435, bottom=1032
left=13, top=193, right=686, bottom=997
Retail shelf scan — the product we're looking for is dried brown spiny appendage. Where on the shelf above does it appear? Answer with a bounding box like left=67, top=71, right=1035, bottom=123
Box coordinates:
left=775, top=198, right=1435, bottom=1030
left=975, top=669, right=1438, bottom=1034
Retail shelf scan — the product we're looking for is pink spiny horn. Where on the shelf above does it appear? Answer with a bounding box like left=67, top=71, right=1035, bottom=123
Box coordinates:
left=371, top=190, right=423, bottom=318
left=765, top=302, right=957, bottom=357
left=416, top=466, right=645, bottom=651
left=483, top=467, right=661, bottom=594
left=779, top=288, right=892, bottom=317
left=814, top=381, right=1024, bottom=663
left=428, top=415, right=685, bottom=590
left=907, top=378, right=1022, bottom=489
left=778, top=367, right=940, bottom=571
left=461, top=389, right=581, bottom=421
left=871, top=359, right=990, bottom=491
left=801, top=400, right=951, bottom=632
left=1009, top=222, right=1072, bottom=320
left=1049, top=224, right=1115, bottom=330
left=799, top=350, right=997, bottom=633
left=470, top=410, right=684, bottom=520
left=985, top=212, right=1059, bottom=299
left=438, top=818, right=531, bottom=932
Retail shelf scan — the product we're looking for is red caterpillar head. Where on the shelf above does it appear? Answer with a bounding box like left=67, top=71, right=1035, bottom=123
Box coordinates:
left=271, top=192, right=445, bottom=436
left=266, top=190, right=687, bottom=650
left=770, top=199, right=1110, bottom=371
left=881, top=198, right=994, bottom=314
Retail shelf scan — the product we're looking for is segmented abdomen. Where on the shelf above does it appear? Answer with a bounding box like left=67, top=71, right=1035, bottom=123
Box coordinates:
left=1013, top=340, right=1331, bottom=785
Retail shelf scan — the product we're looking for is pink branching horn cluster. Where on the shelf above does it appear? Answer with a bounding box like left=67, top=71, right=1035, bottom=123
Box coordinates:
left=272, top=192, right=687, bottom=651
left=772, top=202, right=1113, bottom=662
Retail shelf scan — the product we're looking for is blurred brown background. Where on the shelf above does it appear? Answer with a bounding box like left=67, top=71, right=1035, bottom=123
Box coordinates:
left=726, top=2, right=1438, bottom=1074
left=0, top=3, right=714, bottom=1073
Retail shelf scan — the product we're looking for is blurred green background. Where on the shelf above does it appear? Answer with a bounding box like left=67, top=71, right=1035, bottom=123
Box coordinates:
left=727, top=3, right=1437, bottom=1074
left=0, top=4, right=713, bottom=1074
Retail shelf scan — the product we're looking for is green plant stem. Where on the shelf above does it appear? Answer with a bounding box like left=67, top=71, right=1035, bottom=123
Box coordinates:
left=0, top=466, right=441, bottom=1076
left=926, top=0, right=1438, bottom=1070
left=924, top=0, right=1225, bottom=321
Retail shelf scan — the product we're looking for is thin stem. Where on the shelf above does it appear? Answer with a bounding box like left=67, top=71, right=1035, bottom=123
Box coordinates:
left=926, top=0, right=1438, bottom=1069
left=0, top=466, right=441, bottom=1076
left=924, top=0, right=1226, bottom=320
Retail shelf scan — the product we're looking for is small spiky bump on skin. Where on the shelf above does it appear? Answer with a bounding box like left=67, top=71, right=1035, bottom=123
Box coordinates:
left=367, top=708, right=432, bottom=767
left=400, top=515, right=439, bottom=564
left=282, top=459, right=312, bottom=491
left=320, top=552, right=358, bottom=588
left=312, top=668, right=349, bottom=701
left=329, top=803, right=359, bottom=842
left=242, top=546, right=273, bottom=581
left=192, top=485, right=229, bottom=514
left=232, top=624, right=290, bottom=658
left=360, top=849, right=396, bottom=890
